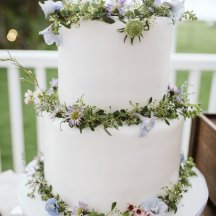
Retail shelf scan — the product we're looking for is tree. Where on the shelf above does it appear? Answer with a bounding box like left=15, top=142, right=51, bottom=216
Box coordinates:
left=0, top=0, right=52, bottom=49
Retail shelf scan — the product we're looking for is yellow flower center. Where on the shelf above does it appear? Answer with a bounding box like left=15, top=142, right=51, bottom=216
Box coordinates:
left=70, top=111, right=79, bottom=120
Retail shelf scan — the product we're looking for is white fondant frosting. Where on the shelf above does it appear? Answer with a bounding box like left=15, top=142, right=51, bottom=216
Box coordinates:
left=43, top=118, right=183, bottom=212
left=19, top=16, right=193, bottom=215
left=19, top=168, right=208, bottom=216
left=58, top=17, right=173, bottom=108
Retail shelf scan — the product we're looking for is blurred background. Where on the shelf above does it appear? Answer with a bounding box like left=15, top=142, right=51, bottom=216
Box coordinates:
left=0, top=0, right=216, bottom=171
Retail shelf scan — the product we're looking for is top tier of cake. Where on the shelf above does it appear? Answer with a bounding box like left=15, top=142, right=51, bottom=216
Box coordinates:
left=58, top=17, right=173, bottom=109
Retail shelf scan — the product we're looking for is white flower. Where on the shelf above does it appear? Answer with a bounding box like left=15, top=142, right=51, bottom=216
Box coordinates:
left=33, top=88, right=43, bottom=105
left=24, top=90, right=34, bottom=104
left=39, top=0, right=63, bottom=18
left=169, top=0, right=185, bottom=23
left=39, top=24, right=61, bottom=46
left=50, top=105, right=63, bottom=119
left=50, top=78, right=58, bottom=89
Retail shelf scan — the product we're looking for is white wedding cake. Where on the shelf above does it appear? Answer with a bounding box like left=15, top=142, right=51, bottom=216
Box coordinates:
left=44, top=17, right=182, bottom=211
left=17, top=0, right=201, bottom=215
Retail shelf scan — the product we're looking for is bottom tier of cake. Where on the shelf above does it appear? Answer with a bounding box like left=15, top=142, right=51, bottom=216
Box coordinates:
left=19, top=167, right=208, bottom=216
left=42, top=118, right=183, bottom=213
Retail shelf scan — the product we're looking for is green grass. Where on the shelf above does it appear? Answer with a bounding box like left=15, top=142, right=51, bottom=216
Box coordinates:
left=0, top=69, right=13, bottom=170
left=0, top=21, right=216, bottom=171
left=177, top=21, right=216, bottom=54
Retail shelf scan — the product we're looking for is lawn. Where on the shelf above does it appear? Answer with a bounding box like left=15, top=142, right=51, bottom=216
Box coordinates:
left=0, top=21, right=216, bottom=171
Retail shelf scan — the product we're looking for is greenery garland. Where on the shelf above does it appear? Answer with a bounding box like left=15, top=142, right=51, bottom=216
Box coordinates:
left=0, top=55, right=201, bottom=136
left=25, top=156, right=197, bottom=216
left=39, top=0, right=197, bottom=45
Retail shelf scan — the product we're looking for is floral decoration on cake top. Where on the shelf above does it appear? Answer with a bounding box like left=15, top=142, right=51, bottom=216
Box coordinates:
left=38, top=0, right=197, bottom=46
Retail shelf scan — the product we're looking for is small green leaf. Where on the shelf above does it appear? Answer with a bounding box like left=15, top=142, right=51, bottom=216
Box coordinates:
left=111, top=202, right=117, bottom=210
left=124, top=35, right=128, bottom=43
left=164, top=119, right=170, bottom=125
left=83, top=1, right=90, bottom=11
left=104, top=128, right=112, bottom=136
left=149, top=97, right=153, bottom=104
left=102, top=16, right=115, bottom=24
left=134, top=9, right=139, bottom=16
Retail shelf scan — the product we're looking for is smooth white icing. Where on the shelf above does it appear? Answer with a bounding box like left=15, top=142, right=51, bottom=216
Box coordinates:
left=19, top=166, right=208, bottom=216
left=58, top=17, right=173, bottom=109
left=19, top=17, right=186, bottom=215
left=42, top=118, right=183, bottom=212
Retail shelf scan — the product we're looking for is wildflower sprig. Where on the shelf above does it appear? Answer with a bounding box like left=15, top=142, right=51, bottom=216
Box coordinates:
left=1, top=56, right=201, bottom=136
left=24, top=81, right=201, bottom=136
left=158, top=158, right=197, bottom=213
left=0, top=53, right=39, bottom=87
left=39, top=0, right=197, bottom=45
left=26, top=156, right=197, bottom=216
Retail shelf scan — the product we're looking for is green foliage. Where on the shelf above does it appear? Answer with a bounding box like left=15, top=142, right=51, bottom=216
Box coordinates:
left=0, top=56, right=202, bottom=135
left=158, top=158, right=197, bottom=212
left=26, top=156, right=197, bottom=215
left=111, top=202, right=117, bottom=210
left=42, top=0, right=196, bottom=45
left=181, top=11, right=197, bottom=21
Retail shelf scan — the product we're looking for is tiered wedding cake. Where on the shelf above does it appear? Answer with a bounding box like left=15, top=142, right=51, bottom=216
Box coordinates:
left=18, top=0, right=201, bottom=215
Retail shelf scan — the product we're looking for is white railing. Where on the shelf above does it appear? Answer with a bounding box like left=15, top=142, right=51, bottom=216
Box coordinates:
left=0, top=50, right=216, bottom=173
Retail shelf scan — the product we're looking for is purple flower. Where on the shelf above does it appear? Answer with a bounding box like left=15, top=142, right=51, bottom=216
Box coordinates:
left=168, top=84, right=184, bottom=103
left=105, top=0, right=127, bottom=16
left=66, top=106, right=84, bottom=127
left=106, top=3, right=113, bottom=16
left=175, top=87, right=181, bottom=95
left=39, top=0, right=63, bottom=18
left=39, top=24, right=61, bottom=46
left=118, top=0, right=127, bottom=15
left=176, top=95, right=183, bottom=103
left=45, top=198, right=59, bottom=216
left=169, top=0, right=185, bottom=23
left=135, top=113, right=155, bottom=137
left=141, top=197, right=168, bottom=216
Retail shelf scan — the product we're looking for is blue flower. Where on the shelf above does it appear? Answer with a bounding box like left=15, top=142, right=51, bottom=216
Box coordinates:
left=39, top=24, right=61, bottom=46
left=141, top=197, right=168, bottom=216
left=39, top=0, right=63, bottom=18
left=154, top=0, right=161, bottom=6
left=180, top=153, right=185, bottom=164
left=45, top=198, right=59, bottom=216
left=135, top=113, right=155, bottom=137
left=169, top=0, right=185, bottom=23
